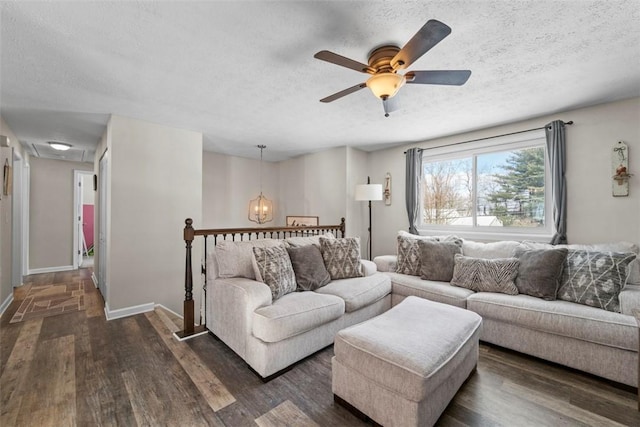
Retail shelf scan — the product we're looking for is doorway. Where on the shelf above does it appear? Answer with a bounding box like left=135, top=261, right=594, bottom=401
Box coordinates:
left=73, top=170, right=95, bottom=269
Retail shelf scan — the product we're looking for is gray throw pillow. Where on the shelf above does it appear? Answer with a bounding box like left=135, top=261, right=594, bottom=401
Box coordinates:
left=252, top=245, right=297, bottom=300
left=320, top=237, right=363, bottom=280
left=557, top=250, right=636, bottom=312
left=451, top=254, right=520, bottom=295
left=287, top=245, right=331, bottom=291
left=418, top=240, right=462, bottom=281
left=513, top=248, right=568, bottom=300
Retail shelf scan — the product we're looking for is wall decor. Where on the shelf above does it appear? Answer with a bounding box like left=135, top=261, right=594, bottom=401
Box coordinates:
left=3, top=158, right=11, bottom=196
left=384, top=172, right=392, bottom=205
left=286, top=216, right=319, bottom=227
left=612, top=141, right=632, bottom=197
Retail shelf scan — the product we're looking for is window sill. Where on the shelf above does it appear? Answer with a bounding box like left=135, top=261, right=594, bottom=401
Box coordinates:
left=415, top=227, right=554, bottom=243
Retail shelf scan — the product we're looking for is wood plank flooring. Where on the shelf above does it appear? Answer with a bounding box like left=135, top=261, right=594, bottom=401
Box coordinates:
left=1, top=269, right=638, bottom=426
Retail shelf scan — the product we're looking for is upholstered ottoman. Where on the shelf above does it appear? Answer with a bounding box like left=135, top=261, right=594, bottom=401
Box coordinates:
left=332, top=296, right=482, bottom=427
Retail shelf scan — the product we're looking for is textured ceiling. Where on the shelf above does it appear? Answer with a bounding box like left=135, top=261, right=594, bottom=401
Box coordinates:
left=1, top=1, right=639, bottom=162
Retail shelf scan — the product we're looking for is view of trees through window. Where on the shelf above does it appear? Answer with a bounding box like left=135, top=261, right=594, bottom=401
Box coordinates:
left=422, top=146, right=546, bottom=228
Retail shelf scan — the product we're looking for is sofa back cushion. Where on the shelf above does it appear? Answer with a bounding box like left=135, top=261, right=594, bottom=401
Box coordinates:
left=557, top=249, right=637, bottom=312
left=462, top=239, right=523, bottom=259
left=216, top=239, right=282, bottom=279
left=285, top=232, right=335, bottom=248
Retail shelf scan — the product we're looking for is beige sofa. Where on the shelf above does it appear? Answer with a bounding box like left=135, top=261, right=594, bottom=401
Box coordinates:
left=374, top=238, right=640, bottom=388
left=205, top=236, right=391, bottom=379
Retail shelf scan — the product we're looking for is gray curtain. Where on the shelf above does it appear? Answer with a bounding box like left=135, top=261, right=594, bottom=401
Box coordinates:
left=545, top=120, right=567, bottom=244
left=405, top=148, right=421, bottom=234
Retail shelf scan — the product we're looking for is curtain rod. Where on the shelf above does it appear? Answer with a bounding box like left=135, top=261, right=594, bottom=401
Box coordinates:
left=404, top=120, right=573, bottom=154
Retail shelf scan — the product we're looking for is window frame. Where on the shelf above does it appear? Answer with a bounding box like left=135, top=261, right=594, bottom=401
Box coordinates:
left=417, top=129, right=554, bottom=242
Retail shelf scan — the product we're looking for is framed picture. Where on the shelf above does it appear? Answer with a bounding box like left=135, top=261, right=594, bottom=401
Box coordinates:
left=286, top=216, right=319, bottom=227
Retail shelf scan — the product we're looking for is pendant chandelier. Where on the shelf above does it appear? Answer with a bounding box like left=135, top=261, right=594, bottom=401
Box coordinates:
left=248, top=145, right=273, bottom=224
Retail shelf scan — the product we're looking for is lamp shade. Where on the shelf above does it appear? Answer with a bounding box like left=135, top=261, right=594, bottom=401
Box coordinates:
left=355, top=184, right=383, bottom=201
left=366, top=72, right=405, bottom=99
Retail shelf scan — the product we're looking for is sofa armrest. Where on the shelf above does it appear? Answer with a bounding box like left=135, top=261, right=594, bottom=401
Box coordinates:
left=209, top=277, right=272, bottom=357
left=620, top=284, right=640, bottom=316
left=374, top=255, right=397, bottom=273
left=360, top=259, right=377, bottom=276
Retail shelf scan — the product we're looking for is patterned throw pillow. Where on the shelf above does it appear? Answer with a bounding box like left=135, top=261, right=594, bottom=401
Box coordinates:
left=252, top=245, right=297, bottom=300
left=320, top=237, right=363, bottom=280
left=451, top=254, right=520, bottom=295
left=396, top=233, right=438, bottom=276
left=557, top=250, right=637, bottom=312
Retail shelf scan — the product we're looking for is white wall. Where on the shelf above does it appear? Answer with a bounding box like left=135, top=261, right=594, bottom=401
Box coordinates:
left=370, top=97, right=640, bottom=257
left=29, top=157, right=93, bottom=270
left=107, top=115, right=202, bottom=315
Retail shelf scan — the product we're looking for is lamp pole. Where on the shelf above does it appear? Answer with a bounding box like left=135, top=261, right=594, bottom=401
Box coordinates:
left=366, top=176, right=373, bottom=260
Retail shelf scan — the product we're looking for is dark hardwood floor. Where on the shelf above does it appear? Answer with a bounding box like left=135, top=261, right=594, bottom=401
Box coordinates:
left=1, top=269, right=638, bottom=426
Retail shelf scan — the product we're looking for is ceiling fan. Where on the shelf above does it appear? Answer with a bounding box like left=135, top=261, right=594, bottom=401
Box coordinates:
left=314, top=19, right=471, bottom=117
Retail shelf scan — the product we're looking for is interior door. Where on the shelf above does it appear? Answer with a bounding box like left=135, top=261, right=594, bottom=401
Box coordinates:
left=98, top=151, right=108, bottom=299
left=76, top=173, right=84, bottom=268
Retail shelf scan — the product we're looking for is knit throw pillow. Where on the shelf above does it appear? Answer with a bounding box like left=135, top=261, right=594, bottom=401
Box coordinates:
left=418, top=240, right=462, bottom=282
left=451, top=254, right=520, bottom=295
left=557, top=250, right=636, bottom=312
left=396, top=233, right=438, bottom=276
left=320, top=237, right=363, bottom=280
left=252, top=245, right=297, bottom=301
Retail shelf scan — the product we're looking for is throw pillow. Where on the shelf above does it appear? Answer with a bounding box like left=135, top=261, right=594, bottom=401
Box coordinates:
left=396, top=232, right=438, bottom=276
left=252, top=245, right=297, bottom=300
left=513, top=248, right=568, bottom=300
left=418, top=240, right=462, bottom=282
left=451, top=254, right=520, bottom=295
left=320, top=237, right=363, bottom=280
left=287, top=245, right=331, bottom=291
left=216, top=239, right=283, bottom=279
left=557, top=250, right=637, bottom=312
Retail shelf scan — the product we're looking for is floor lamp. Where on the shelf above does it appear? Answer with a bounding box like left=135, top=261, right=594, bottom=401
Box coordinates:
left=355, top=177, right=383, bottom=260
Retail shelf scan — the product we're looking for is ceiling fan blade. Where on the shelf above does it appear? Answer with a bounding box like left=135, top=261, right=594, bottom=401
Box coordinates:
left=382, top=95, right=400, bottom=117
left=320, top=83, right=367, bottom=103
left=405, top=70, right=471, bottom=86
left=391, top=20, right=452, bottom=70
left=314, top=50, right=371, bottom=74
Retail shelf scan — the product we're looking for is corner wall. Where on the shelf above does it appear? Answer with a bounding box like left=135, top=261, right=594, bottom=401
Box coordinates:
left=370, top=97, right=640, bottom=256
left=106, top=115, right=203, bottom=316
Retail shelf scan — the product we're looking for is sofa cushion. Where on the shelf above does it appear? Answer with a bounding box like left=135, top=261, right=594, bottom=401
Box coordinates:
left=513, top=248, right=568, bottom=300
left=252, top=292, right=345, bottom=343
left=558, top=250, right=636, bottom=312
left=418, top=239, right=462, bottom=282
left=384, top=272, right=474, bottom=308
left=396, top=231, right=437, bottom=276
left=252, top=245, right=297, bottom=300
left=451, top=254, right=520, bottom=295
left=462, top=239, right=523, bottom=259
left=620, top=285, right=640, bottom=316
left=285, top=232, right=335, bottom=248
left=320, top=237, right=364, bottom=280
left=287, top=245, right=331, bottom=291
left=467, top=293, right=638, bottom=352
left=216, top=239, right=282, bottom=279
left=315, top=273, right=391, bottom=312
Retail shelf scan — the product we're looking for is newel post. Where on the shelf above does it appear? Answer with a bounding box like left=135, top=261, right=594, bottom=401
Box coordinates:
left=174, top=218, right=206, bottom=340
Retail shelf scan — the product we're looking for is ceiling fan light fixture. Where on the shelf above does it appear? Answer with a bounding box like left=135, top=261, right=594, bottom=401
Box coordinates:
left=366, top=72, right=405, bottom=99
left=48, top=141, right=72, bottom=151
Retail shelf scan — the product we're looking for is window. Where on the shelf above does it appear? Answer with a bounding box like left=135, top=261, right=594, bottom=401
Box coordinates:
left=419, top=131, right=552, bottom=239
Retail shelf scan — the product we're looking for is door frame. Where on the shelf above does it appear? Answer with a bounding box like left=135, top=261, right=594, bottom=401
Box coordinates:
left=11, top=149, right=27, bottom=286
left=73, top=170, right=94, bottom=269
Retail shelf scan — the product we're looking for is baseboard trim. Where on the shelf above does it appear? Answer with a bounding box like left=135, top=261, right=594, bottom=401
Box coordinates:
left=28, top=265, right=74, bottom=275
left=155, top=303, right=183, bottom=319
left=0, top=293, right=14, bottom=317
left=91, top=272, right=98, bottom=288
left=104, top=302, right=155, bottom=321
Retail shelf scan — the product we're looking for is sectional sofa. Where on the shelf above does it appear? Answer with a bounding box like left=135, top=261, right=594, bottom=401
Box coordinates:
left=374, top=233, right=640, bottom=388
